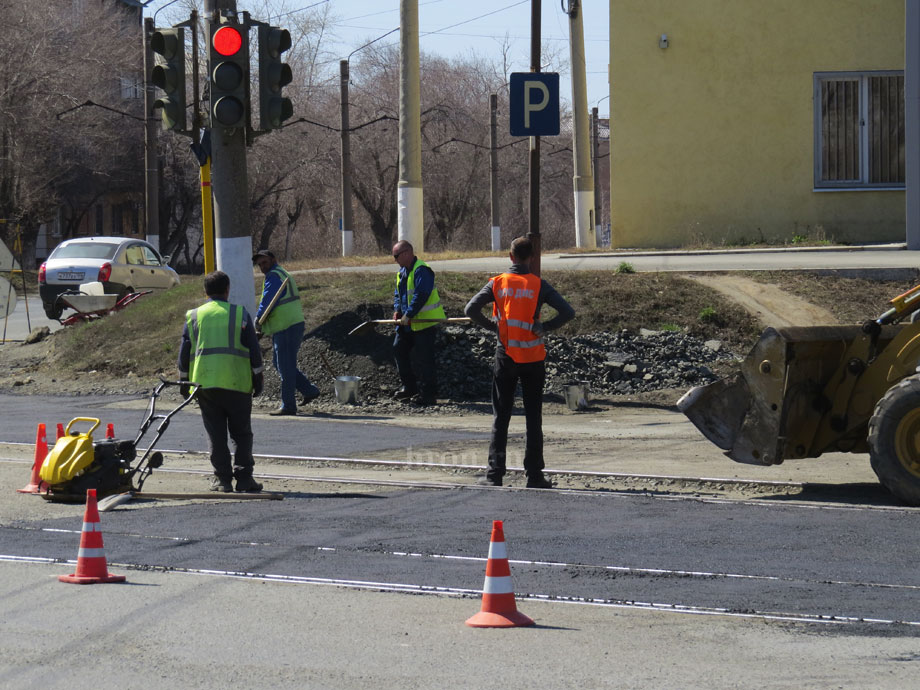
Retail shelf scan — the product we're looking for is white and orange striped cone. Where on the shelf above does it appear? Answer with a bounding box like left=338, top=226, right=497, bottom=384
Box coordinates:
left=59, top=489, right=126, bottom=585
left=465, top=520, right=534, bottom=628
left=17, top=423, right=48, bottom=494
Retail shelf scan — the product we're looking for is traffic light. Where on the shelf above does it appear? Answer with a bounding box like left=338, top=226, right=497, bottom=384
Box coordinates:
left=258, top=25, right=293, bottom=130
left=150, top=28, right=186, bottom=131
left=209, top=22, right=250, bottom=129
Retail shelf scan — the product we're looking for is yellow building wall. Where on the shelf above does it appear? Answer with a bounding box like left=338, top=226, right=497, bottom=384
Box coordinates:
left=610, top=0, right=905, bottom=247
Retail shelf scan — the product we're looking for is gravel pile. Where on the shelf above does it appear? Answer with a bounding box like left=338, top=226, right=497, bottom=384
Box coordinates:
left=257, top=305, right=740, bottom=414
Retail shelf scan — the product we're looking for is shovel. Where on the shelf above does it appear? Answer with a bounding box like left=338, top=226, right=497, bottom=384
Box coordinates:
left=348, top=316, right=470, bottom=337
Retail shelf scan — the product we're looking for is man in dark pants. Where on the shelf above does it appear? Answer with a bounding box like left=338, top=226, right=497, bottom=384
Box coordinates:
left=178, top=271, right=265, bottom=493
left=392, top=240, right=445, bottom=406
left=464, top=237, right=575, bottom=488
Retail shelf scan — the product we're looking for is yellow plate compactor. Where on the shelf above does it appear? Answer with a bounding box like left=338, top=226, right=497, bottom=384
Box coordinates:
left=38, top=379, right=198, bottom=501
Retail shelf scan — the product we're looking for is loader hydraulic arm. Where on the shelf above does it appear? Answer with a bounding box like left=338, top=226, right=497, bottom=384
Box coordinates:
left=877, top=284, right=920, bottom=325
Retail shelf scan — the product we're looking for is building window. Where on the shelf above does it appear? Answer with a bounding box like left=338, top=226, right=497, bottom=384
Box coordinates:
left=112, top=204, right=124, bottom=236
left=95, top=205, right=104, bottom=235
left=814, top=71, right=904, bottom=189
left=119, top=76, right=143, bottom=100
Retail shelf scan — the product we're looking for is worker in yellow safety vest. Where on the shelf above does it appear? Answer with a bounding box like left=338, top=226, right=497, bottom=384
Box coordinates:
left=465, top=237, right=575, bottom=488
left=391, top=240, right=446, bottom=406
left=253, top=249, right=320, bottom=416
left=178, top=270, right=265, bottom=493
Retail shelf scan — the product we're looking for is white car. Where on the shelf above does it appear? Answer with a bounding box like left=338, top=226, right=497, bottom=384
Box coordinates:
left=39, top=237, right=180, bottom=319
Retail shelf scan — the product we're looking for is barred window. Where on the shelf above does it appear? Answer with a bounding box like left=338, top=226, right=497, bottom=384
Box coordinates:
left=814, top=71, right=904, bottom=189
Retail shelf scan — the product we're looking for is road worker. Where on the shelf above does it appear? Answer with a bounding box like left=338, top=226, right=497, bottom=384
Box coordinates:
left=464, top=236, right=575, bottom=488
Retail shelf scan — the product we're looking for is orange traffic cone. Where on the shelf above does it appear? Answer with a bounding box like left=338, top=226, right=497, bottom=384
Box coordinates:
left=56, top=423, right=65, bottom=440
left=17, top=423, right=48, bottom=494
left=105, top=423, right=115, bottom=439
left=59, top=489, right=126, bottom=584
left=465, top=520, right=534, bottom=628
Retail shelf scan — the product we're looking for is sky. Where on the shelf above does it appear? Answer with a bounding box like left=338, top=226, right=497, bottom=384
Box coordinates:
left=146, top=0, right=611, bottom=117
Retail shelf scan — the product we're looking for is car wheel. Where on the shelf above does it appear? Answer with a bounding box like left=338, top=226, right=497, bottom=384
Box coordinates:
left=43, top=302, right=63, bottom=320
left=868, top=375, right=920, bottom=506
left=117, top=286, right=134, bottom=302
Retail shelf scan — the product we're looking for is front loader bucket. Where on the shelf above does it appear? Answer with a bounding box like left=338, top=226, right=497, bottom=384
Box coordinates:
left=679, top=325, right=876, bottom=466
left=677, top=375, right=750, bottom=452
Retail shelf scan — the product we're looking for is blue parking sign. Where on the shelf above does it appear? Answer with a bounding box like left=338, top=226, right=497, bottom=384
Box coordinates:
left=509, top=72, right=560, bottom=136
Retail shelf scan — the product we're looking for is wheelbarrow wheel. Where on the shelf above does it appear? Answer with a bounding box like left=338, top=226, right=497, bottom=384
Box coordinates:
left=44, top=302, right=63, bottom=320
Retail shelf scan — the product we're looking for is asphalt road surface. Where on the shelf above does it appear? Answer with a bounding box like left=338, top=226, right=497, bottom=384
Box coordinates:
left=3, top=391, right=920, bottom=687
left=0, top=392, right=489, bottom=456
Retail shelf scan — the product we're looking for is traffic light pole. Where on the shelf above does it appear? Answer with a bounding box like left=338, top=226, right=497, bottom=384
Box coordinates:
left=206, top=0, right=255, bottom=316
left=143, top=18, right=161, bottom=252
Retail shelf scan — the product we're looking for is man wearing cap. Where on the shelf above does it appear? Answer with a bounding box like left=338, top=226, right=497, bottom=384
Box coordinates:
left=464, top=236, right=575, bottom=489
left=252, top=249, right=320, bottom=416
left=178, top=270, right=264, bottom=493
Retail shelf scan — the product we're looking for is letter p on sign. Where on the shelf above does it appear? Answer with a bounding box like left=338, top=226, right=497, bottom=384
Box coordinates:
left=509, top=72, right=560, bottom=137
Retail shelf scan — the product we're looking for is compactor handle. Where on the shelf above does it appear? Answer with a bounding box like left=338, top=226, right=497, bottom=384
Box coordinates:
left=64, top=417, right=101, bottom=438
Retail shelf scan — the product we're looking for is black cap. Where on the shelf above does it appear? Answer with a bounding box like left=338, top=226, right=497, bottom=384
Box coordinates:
left=252, top=249, right=275, bottom=263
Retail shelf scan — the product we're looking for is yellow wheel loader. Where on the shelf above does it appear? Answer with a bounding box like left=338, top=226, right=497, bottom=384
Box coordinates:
left=678, top=284, right=920, bottom=505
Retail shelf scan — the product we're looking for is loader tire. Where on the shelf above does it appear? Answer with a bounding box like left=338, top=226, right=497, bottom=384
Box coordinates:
left=868, top=375, right=920, bottom=506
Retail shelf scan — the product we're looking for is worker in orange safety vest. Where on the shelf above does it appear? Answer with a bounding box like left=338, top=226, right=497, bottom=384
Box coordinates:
left=464, top=236, right=575, bottom=488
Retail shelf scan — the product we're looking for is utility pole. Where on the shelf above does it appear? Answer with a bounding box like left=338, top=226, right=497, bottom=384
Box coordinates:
left=592, top=107, right=602, bottom=246
left=528, top=0, right=542, bottom=276
left=398, top=0, right=424, bottom=250
left=340, top=60, right=354, bottom=256
left=567, top=0, right=596, bottom=249
left=142, top=18, right=161, bottom=252
left=206, top=0, right=254, bottom=316
left=490, top=94, right=501, bottom=251
left=907, top=0, right=920, bottom=249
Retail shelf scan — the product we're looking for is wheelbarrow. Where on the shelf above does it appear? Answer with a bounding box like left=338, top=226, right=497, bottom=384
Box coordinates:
left=57, top=283, right=151, bottom=326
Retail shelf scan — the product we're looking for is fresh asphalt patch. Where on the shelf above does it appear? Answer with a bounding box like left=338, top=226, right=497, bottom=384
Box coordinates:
left=4, top=487, right=920, bottom=634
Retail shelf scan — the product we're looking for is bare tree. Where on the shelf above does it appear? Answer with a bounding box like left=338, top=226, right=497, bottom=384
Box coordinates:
left=0, top=1, right=142, bottom=258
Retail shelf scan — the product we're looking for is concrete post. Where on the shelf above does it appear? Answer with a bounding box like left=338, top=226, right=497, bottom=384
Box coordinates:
left=907, top=0, right=920, bottom=249
left=568, top=0, right=596, bottom=249
left=398, top=0, right=424, bottom=250
left=143, top=18, right=160, bottom=252
left=340, top=60, right=355, bottom=256
left=490, top=94, right=501, bottom=251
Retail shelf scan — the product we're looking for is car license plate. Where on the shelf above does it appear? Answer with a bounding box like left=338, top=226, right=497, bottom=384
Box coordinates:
left=58, top=272, right=85, bottom=281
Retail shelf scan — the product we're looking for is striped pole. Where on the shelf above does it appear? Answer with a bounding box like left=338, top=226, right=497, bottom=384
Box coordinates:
left=466, top=520, right=534, bottom=627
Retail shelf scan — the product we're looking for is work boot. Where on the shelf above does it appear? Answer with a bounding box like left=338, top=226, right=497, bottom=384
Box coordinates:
left=477, top=475, right=502, bottom=487
left=299, top=384, right=321, bottom=405
left=393, top=387, right=417, bottom=400
left=269, top=407, right=296, bottom=416
left=209, top=475, right=233, bottom=493
left=235, top=476, right=263, bottom=493
left=526, top=475, right=553, bottom=489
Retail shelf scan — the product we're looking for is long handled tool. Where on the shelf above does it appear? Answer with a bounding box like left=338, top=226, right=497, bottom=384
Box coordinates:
left=347, top=316, right=470, bottom=337
left=257, top=276, right=290, bottom=330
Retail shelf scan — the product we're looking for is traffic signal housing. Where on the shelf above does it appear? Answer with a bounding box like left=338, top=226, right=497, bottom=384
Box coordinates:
left=150, top=28, right=186, bottom=131
left=258, top=25, right=293, bottom=130
left=209, top=23, right=250, bottom=130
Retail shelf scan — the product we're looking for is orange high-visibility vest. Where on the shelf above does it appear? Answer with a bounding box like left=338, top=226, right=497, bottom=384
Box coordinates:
left=491, top=273, right=546, bottom=363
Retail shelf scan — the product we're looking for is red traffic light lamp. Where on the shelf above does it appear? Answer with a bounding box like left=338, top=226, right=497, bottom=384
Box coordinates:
left=213, top=26, right=243, bottom=56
